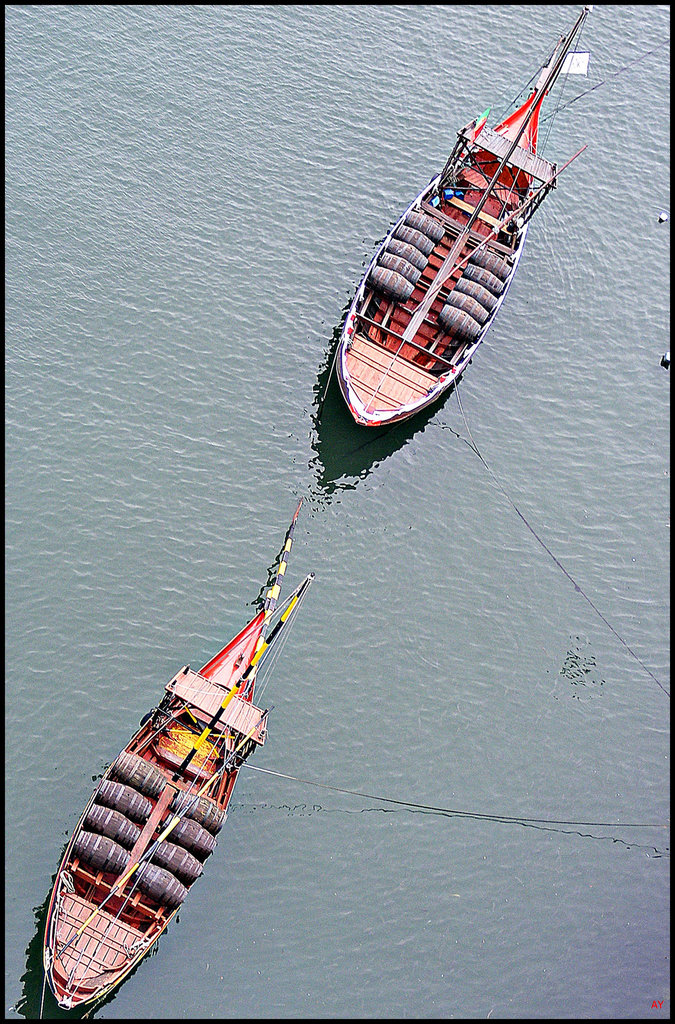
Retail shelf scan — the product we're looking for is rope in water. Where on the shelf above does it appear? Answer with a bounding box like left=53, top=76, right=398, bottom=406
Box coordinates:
left=243, top=764, right=668, bottom=833
left=449, top=384, right=669, bottom=699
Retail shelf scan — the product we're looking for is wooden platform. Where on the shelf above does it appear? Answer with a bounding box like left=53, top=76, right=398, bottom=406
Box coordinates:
left=165, top=669, right=267, bottom=743
left=53, top=892, right=144, bottom=992
left=345, top=334, right=436, bottom=415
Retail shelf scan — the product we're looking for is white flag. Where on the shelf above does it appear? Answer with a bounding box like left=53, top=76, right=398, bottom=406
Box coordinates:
left=562, top=51, right=590, bottom=76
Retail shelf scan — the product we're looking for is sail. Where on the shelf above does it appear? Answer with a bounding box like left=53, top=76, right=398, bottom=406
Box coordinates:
left=494, top=88, right=543, bottom=155
left=199, top=610, right=266, bottom=686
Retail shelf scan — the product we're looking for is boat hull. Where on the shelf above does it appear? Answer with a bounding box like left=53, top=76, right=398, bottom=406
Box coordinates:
left=43, top=713, right=242, bottom=1009
left=42, top=616, right=268, bottom=1010
left=336, top=177, right=529, bottom=427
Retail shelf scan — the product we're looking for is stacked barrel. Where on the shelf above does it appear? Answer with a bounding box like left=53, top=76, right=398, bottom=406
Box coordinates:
left=369, top=209, right=445, bottom=303
left=72, top=751, right=227, bottom=909
left=438, top=247, right=511, bottom=345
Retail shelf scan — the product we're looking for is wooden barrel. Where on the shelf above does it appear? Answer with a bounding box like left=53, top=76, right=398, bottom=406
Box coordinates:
left=455, top=276, right=499, bottom=314
left=369, top=266, right=415, bottom=303
left=404, top=209, right=445, bottom=244
left=463, top=262, right=506, bottom=296
left=385, top=237, right=428, bottom=271
left=438, top=303, right=483, bottom=342
left=377, top=252, right=422, bottom=285
left=469, top=247, right=510, bottom=281
left=152, top=839, right=203, bottom=885
left=95, top=779, right=151, bottom=824
left=74, top=831, right=128, bottom=875
left=110, top=751, right=166, bottom=800
left=84, top=804, right=140, bottom=849
left=393, top=224, right=435, bottom=256
left=172, top=792, right=227, bottom=835
left=136, top=862, right=187, bottom=909
left=170, top=816, right=217, bottom=860
left=444, top=290, right=490, bottom=326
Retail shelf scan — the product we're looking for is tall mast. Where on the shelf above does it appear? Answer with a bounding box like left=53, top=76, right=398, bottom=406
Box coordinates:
left=463, top=4, right=592, bottom=232
left=401, top=6, right=592, bottom=346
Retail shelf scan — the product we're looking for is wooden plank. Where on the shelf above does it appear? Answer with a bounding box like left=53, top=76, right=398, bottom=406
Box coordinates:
left=462, top=124, right=555, bottom=181
left=420, top=201, right=514, bottom=255
left=346, top=333, right=436, bottom=412
left=446, top=194, right=502, bottom=228
left=56, top=893, right=142, bottom=978
left=125, top=783, right=177, bottom=871
left=354, top=313, right=454, bottom=367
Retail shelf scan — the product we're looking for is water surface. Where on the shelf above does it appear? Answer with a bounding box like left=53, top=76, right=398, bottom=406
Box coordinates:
left=5, top=5, right=669, bottom=1019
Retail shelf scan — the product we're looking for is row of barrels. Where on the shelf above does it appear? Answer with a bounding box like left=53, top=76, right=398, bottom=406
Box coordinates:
left=438, top=247, right=511, bottom=344
left=369, top=209, right=446, bottom=303
left=72, top=751, right=226, bottom=910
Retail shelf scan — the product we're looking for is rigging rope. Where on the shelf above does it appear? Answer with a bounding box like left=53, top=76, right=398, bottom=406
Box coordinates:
left=254, top=580, right=312, bottom=702
left=449, top=384, right=668, bottom=698
left=243, top=764, right=668, bottom=834
left=540, top=39, right=671, bottom=123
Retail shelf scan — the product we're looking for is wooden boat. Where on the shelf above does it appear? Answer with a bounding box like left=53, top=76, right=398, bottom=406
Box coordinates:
left=336, top=6, right=592, bottom=426
left=43, top=502, right=312, bottom=1011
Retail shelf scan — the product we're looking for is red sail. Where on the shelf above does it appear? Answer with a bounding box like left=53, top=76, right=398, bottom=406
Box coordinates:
left=199, top=610, right=266, bottom=688
left=494, top=88, right=543, bottom=157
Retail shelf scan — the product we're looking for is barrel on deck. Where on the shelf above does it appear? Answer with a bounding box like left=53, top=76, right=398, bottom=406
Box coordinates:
left=136, top=862, right=188, bottom=909
left=172, top=791, right=228, bottom=835
left=469, top=247, right=510, bottom=281
left=404, top=209, right=445, bottom=244
left=369, top=265, right=415, bottom=303
left=110, top=750, right=167, bottom=800
left=152, top=839, right=203, bottom=885
left=84, top=803, right=140, bottom=849
left=170, top=816, right=217, bottom=860
left=455, top=276, right=499, bottom=314
left=385, top=237, right=429, bottom=271
left=393, top=224, right=436, bottom=256
left=463, top=262, right=506, bottom=296
left=95, top=779, right=152, bottom=824
left=437, top=303, right=483, bottom=343
left=377, top=251, right=422, bottom=285
left=74, top=830, right=128, bottom=875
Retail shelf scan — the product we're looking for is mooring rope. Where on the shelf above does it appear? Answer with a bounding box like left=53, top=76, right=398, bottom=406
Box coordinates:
left=243, top=764, right=668, bottom=834
left=449, top=384, right=668, bottom=698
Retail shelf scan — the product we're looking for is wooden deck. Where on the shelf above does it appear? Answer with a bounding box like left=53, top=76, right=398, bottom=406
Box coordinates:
left=53, top=892, right=145, bottom=992
left=344, top=333, right=437, bottom=415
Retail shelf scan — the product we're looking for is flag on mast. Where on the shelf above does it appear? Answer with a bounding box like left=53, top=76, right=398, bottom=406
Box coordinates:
left=469, top=106, right=491, bottom=141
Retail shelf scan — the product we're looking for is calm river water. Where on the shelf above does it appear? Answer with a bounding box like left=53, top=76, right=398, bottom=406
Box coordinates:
left=5, top=5, right=669, bottom=1019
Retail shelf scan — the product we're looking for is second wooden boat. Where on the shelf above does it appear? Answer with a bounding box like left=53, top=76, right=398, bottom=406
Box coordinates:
left=337, top=6, right=592, bottom=426
left=42, top=502, right=312, bottom=1011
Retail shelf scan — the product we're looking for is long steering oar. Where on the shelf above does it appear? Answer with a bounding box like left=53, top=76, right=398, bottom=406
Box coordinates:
left=262, top=498, right=303, bottom=622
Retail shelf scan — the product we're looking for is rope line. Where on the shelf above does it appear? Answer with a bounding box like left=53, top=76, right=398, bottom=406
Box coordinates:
left=450, top=385, right=669, bottom=698
left=243, top=764, right=668, bottom=832
left=540, top=39, right=670, bottom=122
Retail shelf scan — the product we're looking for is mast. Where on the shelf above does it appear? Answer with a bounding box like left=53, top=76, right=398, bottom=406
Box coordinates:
left=459, top=4, right=591, bottom=232
left=401, top=5, right=591, bottom=346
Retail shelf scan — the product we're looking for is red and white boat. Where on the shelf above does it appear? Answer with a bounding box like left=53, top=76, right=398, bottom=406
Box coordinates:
left=337, top=6, right=592, bottom=426
left=43, top=502, right=312, bottom=1010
